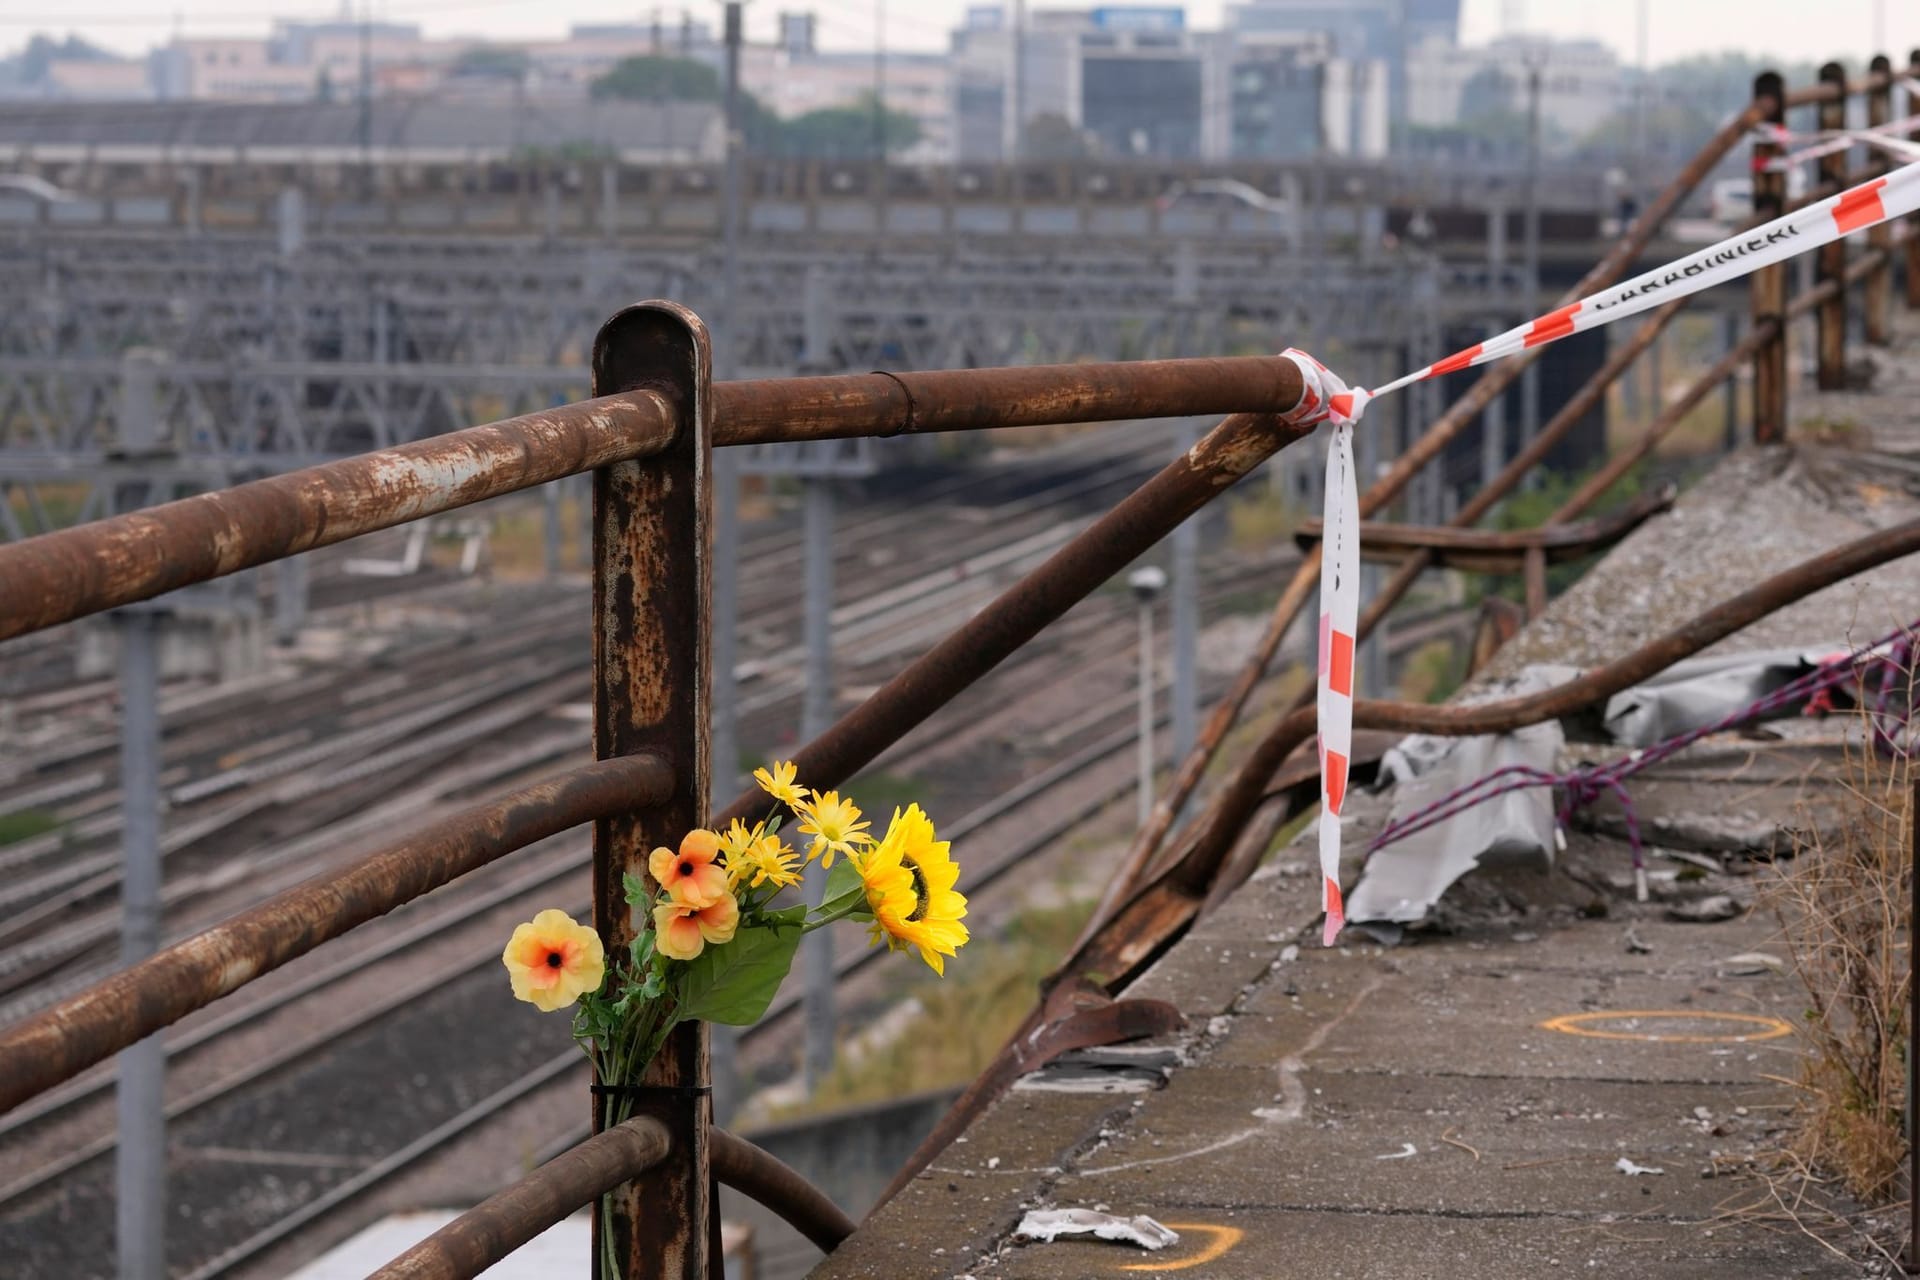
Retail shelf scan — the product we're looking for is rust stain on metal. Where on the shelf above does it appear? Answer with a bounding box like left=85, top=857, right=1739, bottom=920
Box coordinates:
left=0, top=755, right=672, bottom=1117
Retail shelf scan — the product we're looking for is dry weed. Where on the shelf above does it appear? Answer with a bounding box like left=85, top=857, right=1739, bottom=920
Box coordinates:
left=1767, top=727, right=1912, bottom=1206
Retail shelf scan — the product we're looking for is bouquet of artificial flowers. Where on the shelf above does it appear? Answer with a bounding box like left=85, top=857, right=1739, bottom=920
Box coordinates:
left=501, top=762, right=967, bottom=1269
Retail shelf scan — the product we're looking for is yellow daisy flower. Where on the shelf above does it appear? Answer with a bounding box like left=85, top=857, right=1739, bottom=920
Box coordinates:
left=753, top=759, right=808, bottom=810
left=858, top=805, right=968, bottom=975
left=719, top=818, right=800, bottom=891
left=796, top=790, right=872, bottom=869
left=502, top=909, right=606, bottom=1012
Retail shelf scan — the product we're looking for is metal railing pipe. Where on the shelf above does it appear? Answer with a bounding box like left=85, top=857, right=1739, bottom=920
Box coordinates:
left=710, top=1127, right=856, bottom=1253
left=369, top=1118, right=672, bottom=1280
left=709, top=355, right=1311, bottom=447
left=0, top=355, right=1318, bottom=647
left=0, top=753, right=674, bottom=1115
left=0, top=390, right=678, bottom=642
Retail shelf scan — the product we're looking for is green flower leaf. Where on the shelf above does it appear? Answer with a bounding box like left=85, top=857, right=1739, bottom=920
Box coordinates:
left=622, top=871, right=650, bottom=909
left=673, top=923, right=803, bottom=1026
left=762, top=903, right=808, bottom=929
left=817, top=856, right=867, bottom=919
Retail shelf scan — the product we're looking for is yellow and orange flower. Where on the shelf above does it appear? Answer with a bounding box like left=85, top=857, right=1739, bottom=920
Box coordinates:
left=502, top=909, right=606, bottom=1012
left=858, top=804, right=968, bottom=975
left=796, top=790, right=872, bottom=868
left=719, top=818, right=801, bottom=891
left=649, top=828, right=728, bottom=908
left=752, top=759, right=808, bottom=810
left=652, top=892, right=740, bottom=961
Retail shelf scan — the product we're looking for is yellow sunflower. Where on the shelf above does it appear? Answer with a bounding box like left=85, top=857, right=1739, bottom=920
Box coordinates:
left=796, top=790, right=872, bottom=868
left=858, top=804, right=968, bottom=975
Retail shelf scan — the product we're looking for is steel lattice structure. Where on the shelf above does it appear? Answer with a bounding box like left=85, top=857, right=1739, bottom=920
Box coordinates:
left=0, top=230, right=1472, bottom=535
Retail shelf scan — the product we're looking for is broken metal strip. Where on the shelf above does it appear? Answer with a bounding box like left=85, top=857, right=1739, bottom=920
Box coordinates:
left=367, top=1118, right=672, bottom=1280
left=1290, top=488, right=1674, bottom=572
left=0, top=753, right=674, bottom=1117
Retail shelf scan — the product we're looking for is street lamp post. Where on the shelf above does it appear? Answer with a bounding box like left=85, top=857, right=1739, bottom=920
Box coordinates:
left=1129, top=565, right=1167, bottom=828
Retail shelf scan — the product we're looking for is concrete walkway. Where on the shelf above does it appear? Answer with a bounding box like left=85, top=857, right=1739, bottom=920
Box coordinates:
left=821, top=743, right=1865, bottom=1279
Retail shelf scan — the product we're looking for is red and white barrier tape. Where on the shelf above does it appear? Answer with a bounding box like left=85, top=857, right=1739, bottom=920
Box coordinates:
left=1294, top=155, right=1920, bottom=945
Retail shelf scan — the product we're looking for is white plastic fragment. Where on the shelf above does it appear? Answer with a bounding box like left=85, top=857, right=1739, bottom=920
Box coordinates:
left=1013, top=1209, right=1180, bottom=1252
left=1615, top=1158, right=1665, bottom=1176
left=1375, top=1143, right=1418, bottom=1160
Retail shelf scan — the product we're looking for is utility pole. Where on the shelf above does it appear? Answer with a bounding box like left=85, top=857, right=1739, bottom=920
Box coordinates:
left=1633, top=0, right=1648, bottom=205
left=1009, top=0, right=1025, bottom=161
left=116, top=605, right=165, bottom=1280
left=711, top=0, right=745, bottom=1123
left=357, top=0, right=373, bottom=194
left=1129, top=566, right=1166, bottom=828
left=800, top=476, right=836, bottom=1094
left=873, top=0, right=886, bottom=162
left=873, top=0, right=887, bottom=234
left=1521, top=51, right=1543, bottom=449
left=1170, top=424, right=1199, bottom=771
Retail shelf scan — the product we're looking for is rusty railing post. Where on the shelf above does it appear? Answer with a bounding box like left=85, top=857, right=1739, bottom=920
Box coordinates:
left=1816, top=61, right=1849, bottom=390
left=1909, top=51, right=1920, bottom=311
left=1868, top=55, right=1895, bottom=345
left=590, top=302, right=714, bottom=1280
left=1753, top=70, right=1789, bottom=442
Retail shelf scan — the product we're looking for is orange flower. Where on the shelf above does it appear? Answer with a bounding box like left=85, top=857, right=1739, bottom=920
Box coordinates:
left=648, top=828, right=728, bottom=908
left=502, top=909, right=606, bottom=1012
left=652, top=892, right=740, bottom=962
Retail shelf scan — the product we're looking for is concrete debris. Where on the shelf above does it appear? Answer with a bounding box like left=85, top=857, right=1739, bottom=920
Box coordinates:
left=1666, top=894, right=1742, bottom=923
left=1615, top=1158, right=1665, bottom=1176
left=1347, top=670, right=1566, bottom=927
left=1013, top=1209, right=1180, bottom=1252
left=1601, top=646, right=1851, bottom=747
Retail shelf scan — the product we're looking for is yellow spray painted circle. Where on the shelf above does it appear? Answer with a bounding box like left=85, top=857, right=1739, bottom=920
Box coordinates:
left=1538, top=1009, right=1794, bottom=1044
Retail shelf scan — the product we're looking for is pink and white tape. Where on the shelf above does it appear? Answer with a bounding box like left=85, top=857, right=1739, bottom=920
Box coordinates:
left=1291, top=155, right=1920, bottom=945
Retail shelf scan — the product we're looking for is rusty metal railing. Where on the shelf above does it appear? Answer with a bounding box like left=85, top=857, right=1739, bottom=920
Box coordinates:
left=2, top=51, right=1918, bottom=1280
left=0, top=299, right=1315, bottom=1275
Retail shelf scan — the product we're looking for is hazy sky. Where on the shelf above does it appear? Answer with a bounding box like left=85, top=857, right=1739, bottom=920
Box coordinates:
left=8, top=0, right=1917, bottom=68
